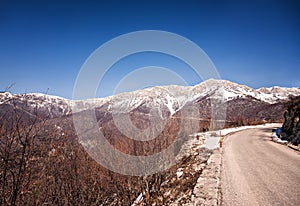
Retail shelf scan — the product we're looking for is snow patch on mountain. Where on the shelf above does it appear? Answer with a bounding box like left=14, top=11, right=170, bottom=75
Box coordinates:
left=1, top=79, right=299, bottom=117
left=195, top=80, right=300, bottom=104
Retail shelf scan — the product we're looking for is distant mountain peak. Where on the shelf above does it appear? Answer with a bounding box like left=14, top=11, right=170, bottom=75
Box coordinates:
left=1, top=80, right=299, bottom=118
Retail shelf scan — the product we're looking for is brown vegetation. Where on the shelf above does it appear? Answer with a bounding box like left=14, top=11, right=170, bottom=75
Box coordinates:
left=0, top=98, right=206, bottom=205
left=0, top=90, right=292, bottom=205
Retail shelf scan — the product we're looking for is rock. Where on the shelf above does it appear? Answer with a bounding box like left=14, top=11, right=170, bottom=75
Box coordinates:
left=282, top=96, right=300, bottom=145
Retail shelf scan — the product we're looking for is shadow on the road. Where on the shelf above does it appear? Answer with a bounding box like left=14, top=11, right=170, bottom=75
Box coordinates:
left=259, top=127, right=280, bottom=133
left=262, top=137, right=272, bottom=142
left=256, top=127, right=279, bottom=142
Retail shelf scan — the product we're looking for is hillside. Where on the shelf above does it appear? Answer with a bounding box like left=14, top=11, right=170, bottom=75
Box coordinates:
left=0, top=79, right=299, bottom=205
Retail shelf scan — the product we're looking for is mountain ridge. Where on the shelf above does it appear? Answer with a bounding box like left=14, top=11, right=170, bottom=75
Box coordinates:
left=1, top=79, right=299, bottom=119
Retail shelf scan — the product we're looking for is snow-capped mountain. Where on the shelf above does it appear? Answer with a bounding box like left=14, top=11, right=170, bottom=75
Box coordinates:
left=1, top=79, right=299, bottom=121
left=256, top=86, right=300, bottom=103
left=1, top=80, right=299, bottom=158
left=92, top=79, right=284, bottom=119
left=105, top=86, right=190, bottom=115
left=184, top=79, right=300, bottom=104
left=205, top=80, right=300, bottom=103
left=0, top=92, right=71, bottom=118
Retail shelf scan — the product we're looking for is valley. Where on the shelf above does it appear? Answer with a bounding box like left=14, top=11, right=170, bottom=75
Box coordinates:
left=0, top=79, right=299, bottom=205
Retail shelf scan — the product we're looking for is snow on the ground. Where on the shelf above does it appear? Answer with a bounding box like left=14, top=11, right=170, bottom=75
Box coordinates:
left=191, top=123, right=281, bottom=150
left=221, top=123, right=280, bottom=135
left=271, top=132, right=288, bottom=144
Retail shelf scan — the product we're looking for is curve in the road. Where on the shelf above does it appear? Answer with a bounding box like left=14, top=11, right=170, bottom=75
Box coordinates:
left=221, top=125, right=300, bottom=206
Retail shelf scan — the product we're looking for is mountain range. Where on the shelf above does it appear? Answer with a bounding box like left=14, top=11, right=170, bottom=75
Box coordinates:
left=1, top=79, right=299, bottom=125
left=1, top=79, right=299, bottom=156
left=1, top=79, right=300, bottom=202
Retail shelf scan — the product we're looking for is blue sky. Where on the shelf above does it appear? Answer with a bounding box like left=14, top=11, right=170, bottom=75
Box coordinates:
left=0, top=0, right=299, bottom=99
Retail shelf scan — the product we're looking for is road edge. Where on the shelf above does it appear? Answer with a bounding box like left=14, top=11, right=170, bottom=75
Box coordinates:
left=185, top=149, right=222, bottom=205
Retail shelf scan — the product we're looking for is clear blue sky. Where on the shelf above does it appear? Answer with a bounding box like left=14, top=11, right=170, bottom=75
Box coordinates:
left=0, top=0, right=299, bottom=98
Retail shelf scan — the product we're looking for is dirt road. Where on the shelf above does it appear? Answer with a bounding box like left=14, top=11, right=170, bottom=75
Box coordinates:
left=221, top=125, right=300, bottom=206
